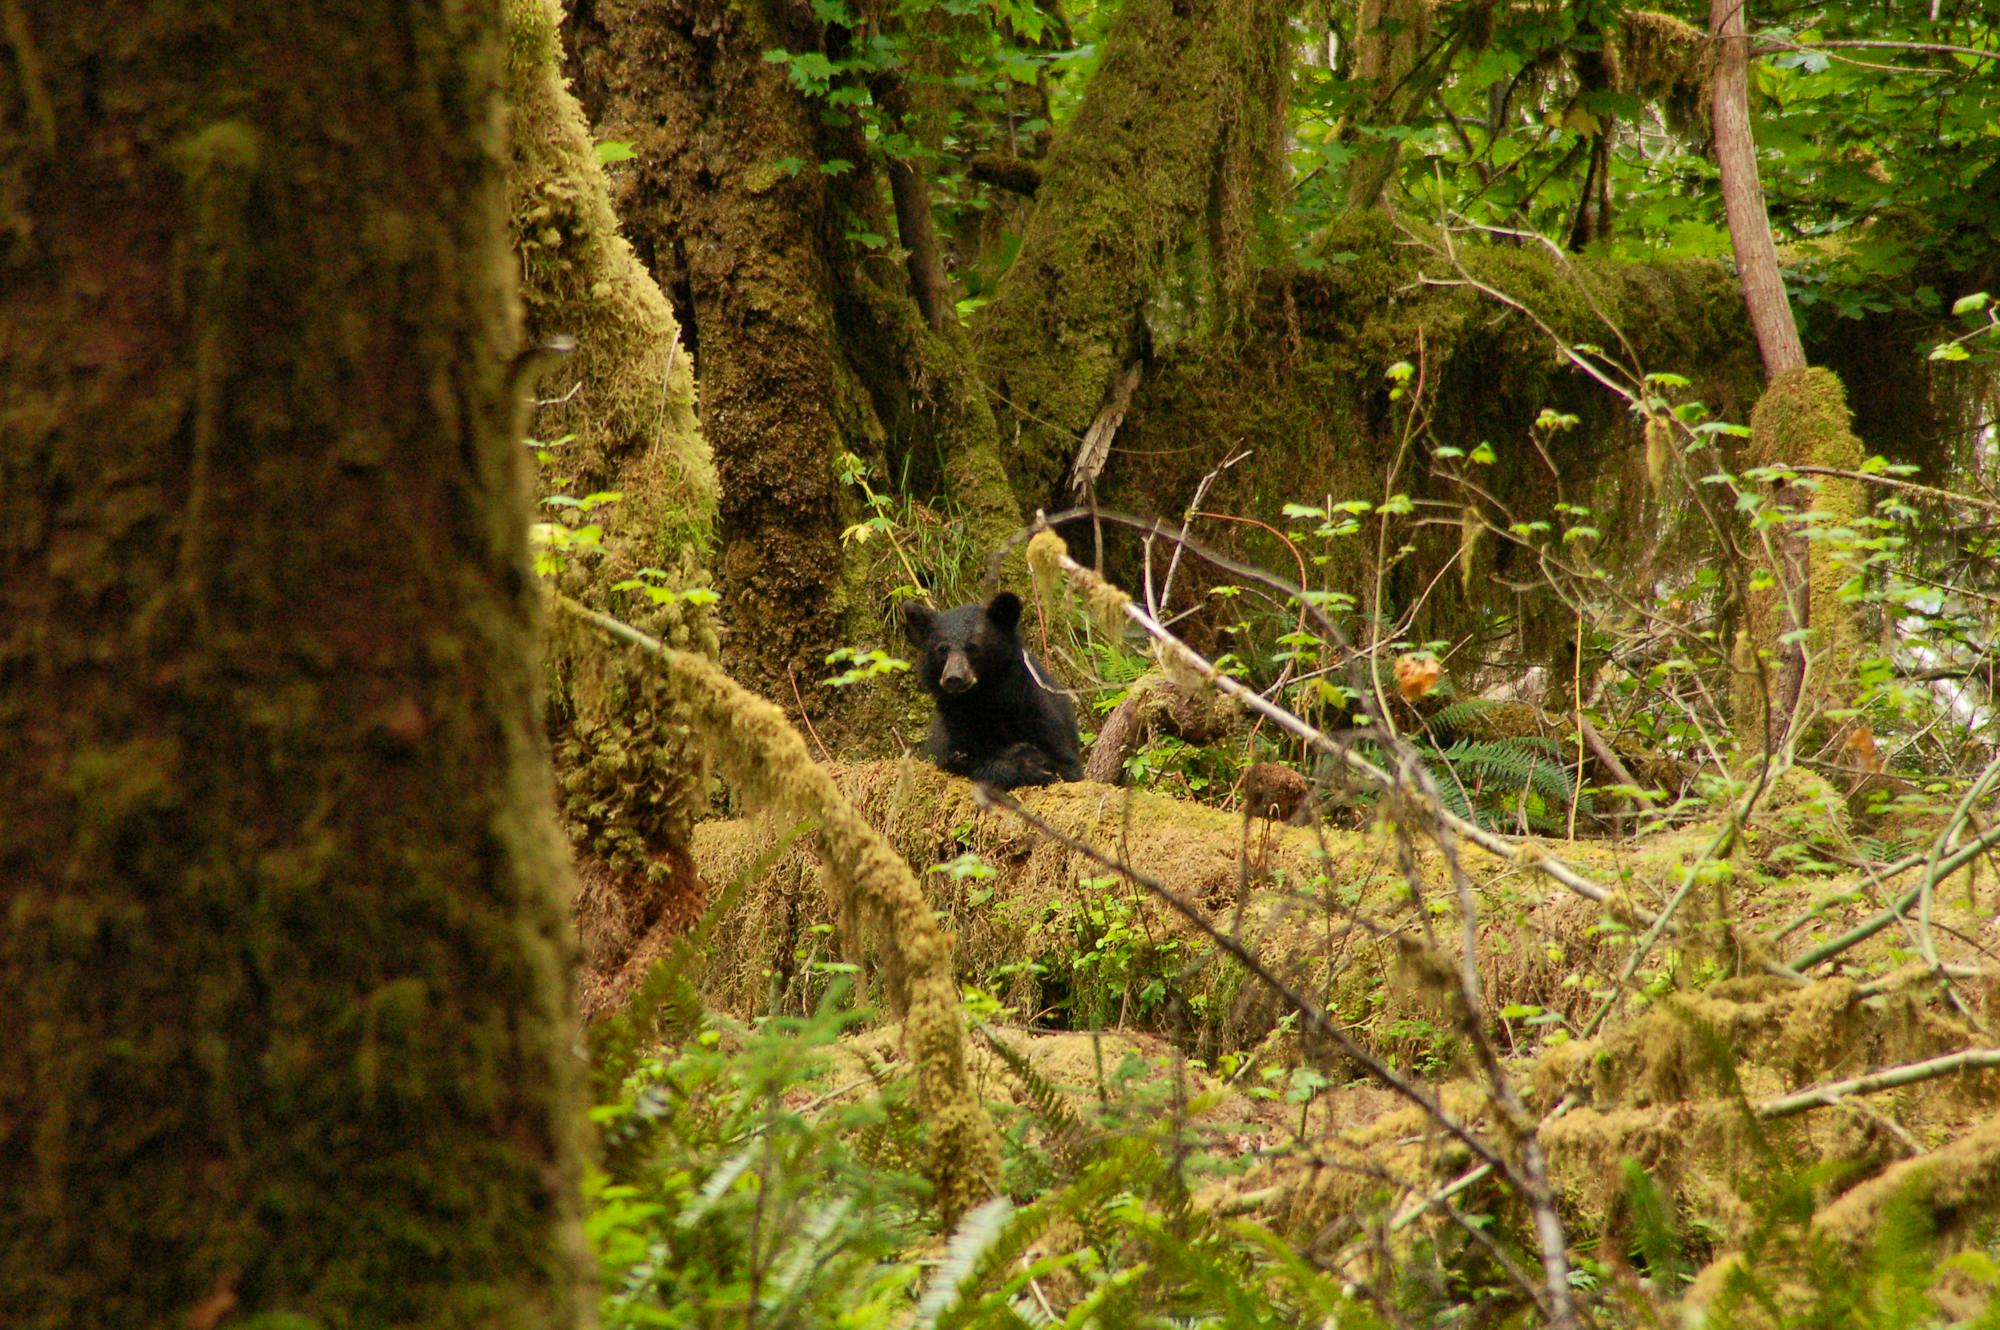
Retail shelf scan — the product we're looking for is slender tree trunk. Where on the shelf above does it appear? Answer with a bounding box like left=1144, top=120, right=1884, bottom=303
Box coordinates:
left=0, top=5, right=591, bottom=1326
left=1711, top=0, right=1863, bottom=756
left=1344, top=0, right=1434, bottom=211
left=887, top=154, right=958, bottom=335
left=1710, top=0, right=1804, bottom=377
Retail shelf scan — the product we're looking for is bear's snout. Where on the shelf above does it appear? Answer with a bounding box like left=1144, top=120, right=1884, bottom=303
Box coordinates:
left=939, top=652, right=978, bottom=693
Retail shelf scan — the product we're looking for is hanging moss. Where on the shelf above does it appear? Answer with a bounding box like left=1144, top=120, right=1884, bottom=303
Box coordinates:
left=560, top=603, right=1004, bottom=1222
left=1617, top=9, right=1710, bottom=134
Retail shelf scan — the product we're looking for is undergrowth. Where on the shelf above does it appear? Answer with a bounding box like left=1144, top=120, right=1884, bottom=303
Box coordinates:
left=586, top=949, right=2000, bottom=1329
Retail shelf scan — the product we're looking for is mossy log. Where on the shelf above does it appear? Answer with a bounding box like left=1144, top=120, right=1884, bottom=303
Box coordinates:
left=657, top=762, right=1590, bottom=1060
left=601, top=759, right=1983, bottom=1068
left=648, top=757, right=1998, bottom=1044
left=1248, top=966, right=1998, bottom=1290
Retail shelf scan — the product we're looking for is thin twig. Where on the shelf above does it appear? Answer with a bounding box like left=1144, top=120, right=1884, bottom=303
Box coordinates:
left=1786, top=464, right=2000, bottom=518
left=1158, top=448, right=1250, bottom=616
left=788, top=668, right=834, bottom=765
left=1756, top=1049, right=2000, bottom=1120
left=1578, top=715, right=1660, bottom=814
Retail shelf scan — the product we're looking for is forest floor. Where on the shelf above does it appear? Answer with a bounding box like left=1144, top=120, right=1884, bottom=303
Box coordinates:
left=583, top=759, right=2000, bottom=1301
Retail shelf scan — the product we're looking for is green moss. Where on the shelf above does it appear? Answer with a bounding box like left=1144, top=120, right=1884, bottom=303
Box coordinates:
left=507, top=0, right=733, bottom=995
left=506, top=0, right=716, bottom=548
left=1735, top=367, right=1868, bottom=751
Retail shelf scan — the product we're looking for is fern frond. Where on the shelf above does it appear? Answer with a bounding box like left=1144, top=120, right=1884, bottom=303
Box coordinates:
left=1425, top=698, right=1500, bottom=737
left=915, top=1196, right=1018, bottom=1330
left=1434, top=738, right=1575, bottom=806
left=976, top=1024, right=1093, bottom=1173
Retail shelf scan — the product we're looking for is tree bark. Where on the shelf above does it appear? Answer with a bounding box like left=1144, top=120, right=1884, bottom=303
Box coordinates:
left=0, top=5, right=590, bottom=1326
left=565, top=0, right=876, bottom=707
left=1710, top=0, right=1805, bottom=377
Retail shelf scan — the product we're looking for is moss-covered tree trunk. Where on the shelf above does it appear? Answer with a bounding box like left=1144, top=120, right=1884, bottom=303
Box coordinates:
left=564, top=0, right=876, bottom=706
left=506, top=0, right=725, bottom=1009
left=1710, top=0, right=1865, bottom=755
left=972, top=0, right=1289, bottom=502
left=563, top=0, right=1020, bottom=717
left=0, top=6, right=591, bottom=1326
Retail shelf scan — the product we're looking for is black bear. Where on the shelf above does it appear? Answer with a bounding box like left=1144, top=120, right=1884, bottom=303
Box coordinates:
left=902, top=591, right=1083, bottom=789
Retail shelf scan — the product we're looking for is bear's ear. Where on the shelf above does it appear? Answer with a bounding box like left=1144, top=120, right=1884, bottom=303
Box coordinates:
left=985, top=591, right=1023, bottom=636
left=901, top=601, right=938, bottom=646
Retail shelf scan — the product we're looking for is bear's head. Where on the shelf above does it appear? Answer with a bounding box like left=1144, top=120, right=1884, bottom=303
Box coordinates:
left=901, top=592, right=1023, bottom=697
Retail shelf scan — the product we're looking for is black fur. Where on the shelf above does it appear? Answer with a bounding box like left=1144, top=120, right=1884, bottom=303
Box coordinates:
left=901, top=592, right=1082, bottom=789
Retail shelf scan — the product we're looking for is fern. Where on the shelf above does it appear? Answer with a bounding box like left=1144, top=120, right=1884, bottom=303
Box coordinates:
left=975, top=1023, right=1092, bottom=1173
left=1426, top=737, right=1591, bottom=833
left=914, top=1197, right=1020, bottom=1330
left=929, top=1153, right=1146, bottom=1330
left=1425, top=697, right=1501, bottom=738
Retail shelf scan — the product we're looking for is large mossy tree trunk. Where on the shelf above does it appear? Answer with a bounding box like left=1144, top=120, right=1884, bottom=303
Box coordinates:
left=564, top=0, right=1021, bottom=722
left=0, top=5, right=591, bottom=1327
left=506, top=0, right=726, bottom=1010
left=565, top=0, right=883, bottom=708
left=971, top=0, right=1290, bottom=502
